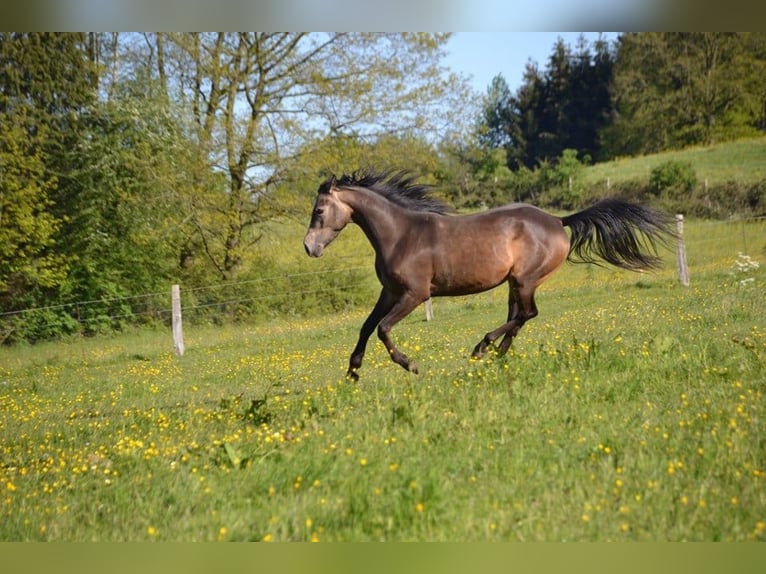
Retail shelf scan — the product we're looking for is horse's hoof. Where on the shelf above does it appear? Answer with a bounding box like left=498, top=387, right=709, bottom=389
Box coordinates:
left=346, top=369, right=359, bottom=382
left=471, top=342, right=487, bottom=359
left=410, top=363, right=419, bottom=375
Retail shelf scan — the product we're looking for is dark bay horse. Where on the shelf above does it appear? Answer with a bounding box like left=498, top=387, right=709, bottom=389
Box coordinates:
left=304, top=169, right=675, bottom=380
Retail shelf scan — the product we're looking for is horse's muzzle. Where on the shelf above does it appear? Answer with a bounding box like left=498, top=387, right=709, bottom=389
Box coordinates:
left=303, top=234, right=323, bottom=257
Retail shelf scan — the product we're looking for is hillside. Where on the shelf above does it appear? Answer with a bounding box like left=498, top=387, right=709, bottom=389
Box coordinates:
left=583, top=136, right=766, bottom=188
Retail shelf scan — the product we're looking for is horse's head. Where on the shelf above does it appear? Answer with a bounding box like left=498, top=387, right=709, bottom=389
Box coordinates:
left=303, top=174, right=353, bottom=257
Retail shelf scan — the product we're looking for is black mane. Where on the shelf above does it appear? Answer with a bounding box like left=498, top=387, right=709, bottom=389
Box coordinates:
left=332, top=169, right=452, bottom=214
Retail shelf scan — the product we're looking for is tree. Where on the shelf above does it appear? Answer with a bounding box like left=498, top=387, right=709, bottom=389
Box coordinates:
left=1, top=34, right=196, bottom=337
left=538, top=38, right=572, bottom=162
left=114, top=33, right=468, bottom=281
left=478, top=35, right=615, bottom=171
left=0, top=33, right=93, bottom=315
left=477, top=74, right=513, bottom=149
left=605, top=33, right=766, bottom=156
left=505, top=61, right=545, bottom=170
left=0, top=110, right=66, bottom=310
left=565, top=35, right=613, bottom=161
left=55, top=76, right=195, bottom=322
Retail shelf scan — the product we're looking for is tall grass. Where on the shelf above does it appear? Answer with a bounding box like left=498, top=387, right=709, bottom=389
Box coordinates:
left=0, top=219, right=764, bottom=541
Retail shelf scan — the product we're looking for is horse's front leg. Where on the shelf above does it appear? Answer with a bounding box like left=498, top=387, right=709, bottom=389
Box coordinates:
left=347, top=289, right=395, bottom=381
left=377, top=291, right=426, bottom=374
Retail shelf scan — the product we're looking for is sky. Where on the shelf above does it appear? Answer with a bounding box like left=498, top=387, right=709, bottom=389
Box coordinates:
left=442, top=32, right=620, bottom=96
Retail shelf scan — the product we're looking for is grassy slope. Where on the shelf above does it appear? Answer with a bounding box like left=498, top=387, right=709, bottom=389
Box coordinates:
left=583, top=136, right=766, bottom=188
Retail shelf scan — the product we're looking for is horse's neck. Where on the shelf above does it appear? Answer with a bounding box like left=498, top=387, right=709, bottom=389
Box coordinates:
left=339, top=187, right=409, bottom=253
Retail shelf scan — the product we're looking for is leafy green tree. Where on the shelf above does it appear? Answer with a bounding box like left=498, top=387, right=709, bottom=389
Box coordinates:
left=477, top=74, right=513, bottom=149
left=565, top=35, right=614, bottom=161
left=648, top=160, right=698, bottom=196
left=505, top=62, right=546, bottom=170
left=116, top=33, right=469, bottom=281
left=478, top=35, right=615, bottom=171
left=0, top=33, right=94, bottom=316
left=55, top=78, right=194, bottom=325
left=0, top=111, right=66, bottom=310
left=2, top=34, right=197, bottom=337
left=605, top=33, right=766, bottom=156
left=538, top=148, right=587, bottom=207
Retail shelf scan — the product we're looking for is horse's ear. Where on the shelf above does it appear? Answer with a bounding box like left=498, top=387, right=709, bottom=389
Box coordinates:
left=318, top=174, right=336, bottom=195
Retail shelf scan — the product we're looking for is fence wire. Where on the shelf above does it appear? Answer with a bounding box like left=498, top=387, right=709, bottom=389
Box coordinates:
left=0, top=265, right=374, bottom=343
left=2, top=217, right=764, bottom=343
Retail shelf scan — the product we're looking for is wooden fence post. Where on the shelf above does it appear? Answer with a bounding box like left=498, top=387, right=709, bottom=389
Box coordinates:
left=172, top=284, right=185, bottom=356
left=425, top=298, right=434, bottom=321
left=675, top=215, right=690, bottom=287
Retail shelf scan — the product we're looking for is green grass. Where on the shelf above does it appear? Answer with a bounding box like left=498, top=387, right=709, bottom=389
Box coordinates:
left=583, top=136, right=766, bottom=188
left=1, top=219, right=764, bottom=541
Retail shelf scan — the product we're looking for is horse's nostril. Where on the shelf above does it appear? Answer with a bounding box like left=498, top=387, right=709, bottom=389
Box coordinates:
left=304, top=238, right=322, bottom=257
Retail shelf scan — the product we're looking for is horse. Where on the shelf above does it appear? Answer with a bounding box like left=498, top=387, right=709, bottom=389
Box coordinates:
left=303, top=169, right=675, bottom=381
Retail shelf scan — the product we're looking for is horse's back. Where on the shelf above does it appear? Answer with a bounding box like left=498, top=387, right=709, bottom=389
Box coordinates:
left=460, top=202, right=565, bottom=235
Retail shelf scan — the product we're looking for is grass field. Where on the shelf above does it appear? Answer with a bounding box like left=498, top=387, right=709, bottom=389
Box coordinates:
left=583, top=136, right=766, bottom=187
left=1, top=217, right=764, bottom=541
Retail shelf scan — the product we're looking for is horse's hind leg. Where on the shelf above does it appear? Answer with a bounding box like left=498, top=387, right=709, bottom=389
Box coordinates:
left=475, top=231, right=567, bottom=359
left=498, top=289, right=537, bottom=355
left=471, top=284, right=538, bottom=358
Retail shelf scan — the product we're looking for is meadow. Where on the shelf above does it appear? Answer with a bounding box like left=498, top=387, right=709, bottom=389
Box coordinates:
left=1, top=217, right=764, bottom=541
left=583, top=136, right=766, bottom=187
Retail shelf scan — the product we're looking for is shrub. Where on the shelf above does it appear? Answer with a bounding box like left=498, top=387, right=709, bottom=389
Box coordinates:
left=506, top=166, right=542, bottom=204
left=649, top=160, right=698, bottom=196
left=689, top=179, right=766, bottom=218
left=745, top=180, right=765, bottom=213
left=2, top=309, right=80, bottom=344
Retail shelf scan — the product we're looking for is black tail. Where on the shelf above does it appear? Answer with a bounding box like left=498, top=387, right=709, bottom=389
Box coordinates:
left=561, top=198, right=676, bottom=271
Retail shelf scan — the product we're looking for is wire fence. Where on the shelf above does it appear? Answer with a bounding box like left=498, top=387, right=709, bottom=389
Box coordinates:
left=0, top=265, right=375, bottom=344
left=685, top=216, right=766, bottom=248
left=2, top=216, right=764, bottom=345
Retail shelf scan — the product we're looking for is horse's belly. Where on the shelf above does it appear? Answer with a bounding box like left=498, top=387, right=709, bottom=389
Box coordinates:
left=431, top=281, right=504, bottom=297
left=430, top=261, right=509, bottom=296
